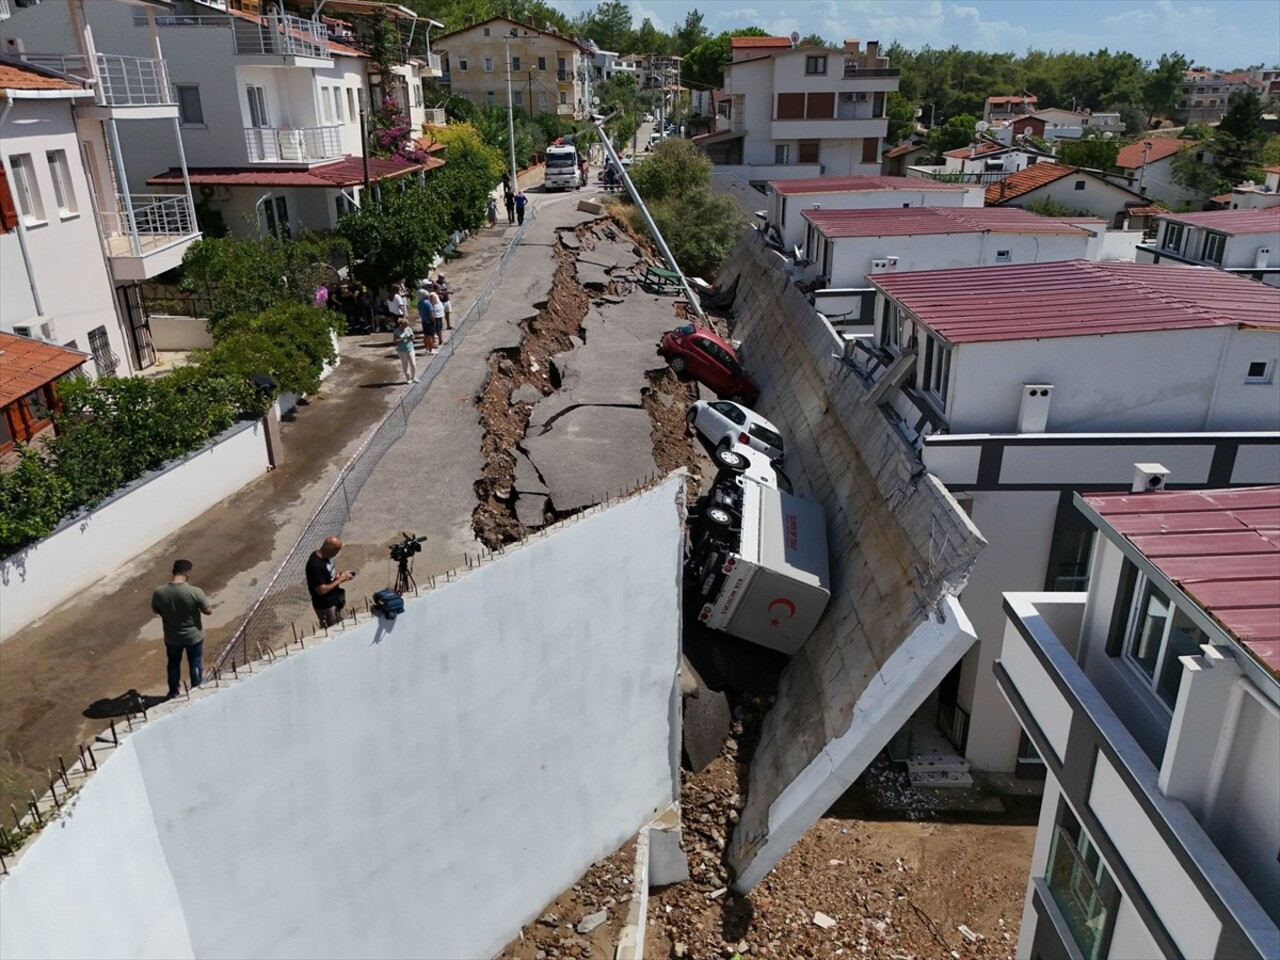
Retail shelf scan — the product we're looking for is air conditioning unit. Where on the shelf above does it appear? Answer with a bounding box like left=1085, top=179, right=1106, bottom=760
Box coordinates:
left=12, top=321, right=56, bottom=341
left=856, top=92, right=869, bottom=102
left=842, top=92, right=856, bottom=103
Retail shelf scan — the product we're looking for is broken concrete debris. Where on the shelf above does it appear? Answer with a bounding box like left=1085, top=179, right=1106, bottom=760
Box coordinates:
left=575, top=910, right=607, bottom=935
left=812, top=911, right=838, bottom=930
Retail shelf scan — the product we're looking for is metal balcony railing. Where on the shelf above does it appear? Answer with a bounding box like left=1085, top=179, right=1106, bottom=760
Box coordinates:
left=147, top=12, right=330, bottom=60
left=423, top=51, right=441, bottom=73
left=841, top=63, right=901, bottom=79
left=245, top=126, right=342, bottom=163
left=99, top=194, right=197, bottom=259
left=557, top=70, right=572, bottom=82
left=23, top=52, right=175, bottom=107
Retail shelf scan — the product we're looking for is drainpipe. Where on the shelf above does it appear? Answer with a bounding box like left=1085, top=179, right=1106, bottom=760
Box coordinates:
left=0, top=99, right=45, bottom=318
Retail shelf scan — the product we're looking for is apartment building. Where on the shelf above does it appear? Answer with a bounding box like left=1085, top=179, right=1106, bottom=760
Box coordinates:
left=1111, top=136, right=1210, bottom=209
left=941, top=139, right=1056, bottom=178
left=997, top=486, right=1279, bottom=960
left=844, top=260, right=1280, bottom=781
left=999, top=107, right=1125, bottom=141
left=1137, top=207, right=1280, bottom=285
left=0, top=13, right=200, bottom=377
left=983, top=93, right=1038, bottom=124
left=700, top=37, right=899, bottom=183
left=437, top=16, right=590, bottom=120
left=1179, top=68, right=1260, bottom=124
left=7, top=0, right=439, bottom=242
left=1223, top=165, right=1280, bottom=211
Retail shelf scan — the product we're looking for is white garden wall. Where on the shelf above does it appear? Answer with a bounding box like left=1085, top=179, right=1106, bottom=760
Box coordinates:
left=0, top=478, right=684, bottom=960
left=0, top=421, right=270, bottom=641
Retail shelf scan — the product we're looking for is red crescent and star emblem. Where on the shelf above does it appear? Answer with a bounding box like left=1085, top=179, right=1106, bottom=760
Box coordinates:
left=768, top=597, right=796, bottom=628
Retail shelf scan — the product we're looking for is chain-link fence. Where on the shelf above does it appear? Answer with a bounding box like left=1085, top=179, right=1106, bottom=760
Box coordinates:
left=211, top=209, right=537, bottom=672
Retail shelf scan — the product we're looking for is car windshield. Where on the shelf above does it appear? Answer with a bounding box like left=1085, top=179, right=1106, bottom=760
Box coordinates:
left=749, top=424, right=784, bottom=451
left=547, top=154, right=576, bottom=168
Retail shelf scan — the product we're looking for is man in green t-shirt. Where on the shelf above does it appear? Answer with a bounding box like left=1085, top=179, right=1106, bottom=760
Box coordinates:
left=151, top=559, right=213, bottom=699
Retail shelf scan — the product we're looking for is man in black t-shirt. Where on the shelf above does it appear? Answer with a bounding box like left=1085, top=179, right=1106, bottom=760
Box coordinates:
left=306, top=535, right=353, bottom=627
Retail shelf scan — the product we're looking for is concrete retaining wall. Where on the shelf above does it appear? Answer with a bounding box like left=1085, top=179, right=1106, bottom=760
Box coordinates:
left=148, top=315, right=215, bottom=351
left=716, top=231, right=987, bottom=889
left=0, top=478, right=684, bottom=959
left=0, top=421, right=270, bottom=641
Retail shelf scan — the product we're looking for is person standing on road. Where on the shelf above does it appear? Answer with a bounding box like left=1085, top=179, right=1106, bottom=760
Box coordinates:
left=428, top=291, right=445, bottom=353
left=387, top=283, right=407, bottom=337
left=394, top=315, right=418, bottom=383
left=436, top=275, right=452, bottom=332
left=151, top=559, right=212, bottom=699
left=417, top=286, right=437, bottom=353
left=487, top=196, right=498, bottom=227
left=307, top=536, right=355, bottom=628
left=504, top=192, right=515, bottom=225
left=514, top=191, right=527, bottom=225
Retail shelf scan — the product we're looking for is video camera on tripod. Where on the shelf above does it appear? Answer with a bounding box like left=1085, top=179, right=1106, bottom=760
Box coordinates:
left=388, top=532, right=427, bottom=595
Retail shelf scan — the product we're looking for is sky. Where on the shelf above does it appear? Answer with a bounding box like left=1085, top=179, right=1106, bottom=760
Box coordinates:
left=551, top=0, right=1280, bottom=70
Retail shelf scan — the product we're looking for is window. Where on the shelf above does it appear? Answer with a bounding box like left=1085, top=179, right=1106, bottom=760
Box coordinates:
left=88, top=326, right=119, bottom=378
left=774, top=144, right=790, bottom=164
left=1161, top=221, right=1185, bottom=253
left=1122, top=575, right=1211, bottom=708
left=1074, top=180, right=1086, bottom=190
left=1044, top=498, right=1096, bottom=591
left=346, top=87, right=357, bottom=119
left=880, top=301, right=904, bottom=350
left=7, top=154, right=44, bottom=223
left=919, top=335, right=950, bottom=406
left=797, top=141, right=819, bottom=164
left=995, top=249, right=1012, bottom=262
left=804, top=55, right=827, bottom=75
left=333, top=87, right=344, bottom=122
left=483, top=26, right=490, bottom=36
left=336, top=193, right=353, bottom=219
left=804, top=91, right=834, bottom=118
left=776, top=92, right=805, bottom=119
left=861, top=137, right=879, bottom=164
left=511, top=56, right=520, bottom=71
left=486, top=91, right=496, bottom=103
left=175, top=84, right=204, bottom=125
left=559, top=91, right=567, bottom=105
left=246, top=85, right=269, bottom=128
left=539, top=90, right=548, bottom=107
left=45, top=150, right=76, bottom=216
left=1246, top=360, right=1274, bottom=383
left=538, top=56, right=546, bottom=71
left=483, top=57, right=494, bottom=73
left=1045, top=804, right=1117, bottom=960
left=320, top=86, right=334, bottom=122
left=458, top=57, right=468, bottom=71
left=1200, top=231, right=1226, bottom=265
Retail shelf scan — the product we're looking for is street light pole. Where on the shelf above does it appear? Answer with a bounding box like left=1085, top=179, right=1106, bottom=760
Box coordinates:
left=504, top=34, right=518, bottom=194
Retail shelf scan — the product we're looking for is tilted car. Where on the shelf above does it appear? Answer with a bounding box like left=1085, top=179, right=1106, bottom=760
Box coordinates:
left=686, top=399, right=785, bottom=462
left=657, top=324, right=759, bottom=405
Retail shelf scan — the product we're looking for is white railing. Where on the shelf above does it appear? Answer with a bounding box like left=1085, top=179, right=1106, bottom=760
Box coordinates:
left=148, top=13, right=330, bottom=60
left=23, top=52, right=175, bottom=107
left=245, top=126, right=342, bottom=163
left=0, top=0, right=12, bottom=23
left=424, top=51, right=441, bottom=74
left=423, top=107, right=446, bottom=126
left=99, top=194, right=197, bottom=258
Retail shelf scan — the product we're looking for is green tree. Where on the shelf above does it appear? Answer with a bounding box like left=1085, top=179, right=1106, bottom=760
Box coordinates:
left=0, top=447, right=70, bottom=549
left=202, top=305, right=340, bottom=402
left=630, top=18, right=666, bottom=55
left=179, top=233, right=336, bottom=326
left=1058, top=138, right=1121, bottom=170
left=800, top=35, right=835, bottom=48
left=578, top=0, right=632, bottom=52
left=885, top=91, right=917, bottom=144
left=1213, top=90, right=1266, bottom=185
left=1171, top=141, right=1225, bottom=195
left=924, top=113, right=978, bottom=159
left=672, top=9, right=709, bottom=57
left=683, top=28, right=769, bottom=89
left=630, top=137, right=712, bottom=201
left=1144, top=52, right=1190, bottom=123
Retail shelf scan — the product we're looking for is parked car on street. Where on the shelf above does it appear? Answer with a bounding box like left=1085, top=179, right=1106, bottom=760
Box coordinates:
left=687, top=399, right=785, bottom=462
left=657, top=324, right=758, bottom=405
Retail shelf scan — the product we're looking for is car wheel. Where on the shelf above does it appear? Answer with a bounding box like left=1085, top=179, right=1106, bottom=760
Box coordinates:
left=668, top=355, right=687, bottom=374
left=713, top=445, right=747, bottom=471
left=705, top=505, right=733, bottom=527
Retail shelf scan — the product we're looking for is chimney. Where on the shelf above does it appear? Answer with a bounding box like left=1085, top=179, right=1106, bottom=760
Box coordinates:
left=1131, top=463, right=1170, bottom=493
left=1017, top=384, right=1053, bottom=433
left=842, top=39, right=861, bottom=55
left=866, top=40, right=879, bottom=60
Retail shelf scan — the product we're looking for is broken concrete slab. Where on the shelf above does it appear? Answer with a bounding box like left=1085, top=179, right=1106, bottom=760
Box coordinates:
left=510, top=383, right=543, bottom=406
left=576, top=910, right=607, bottom=935
left=575, top=259, right=612, bottom=289
left=515, top=492, right=548, bottom=528
left=558, top=232, right=581, bottom=250
left=648, top=825, right=690, bottom=887
left=682, top=682, right=731, bottom=774
left=513, top=449, right=547, bottom=495
left=554, top=342, right=662, bottom=406
left=524, top=406, right=656, bottom=512
left=576, top=199, right=603, bottom=214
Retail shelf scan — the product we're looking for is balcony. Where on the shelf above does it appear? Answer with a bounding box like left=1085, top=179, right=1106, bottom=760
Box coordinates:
left=22, top=52, right=176, bottom=118
left=99, top=194, right=200, bottom=281
left=148, top=12, right=331, bottom=66
left=841, top=63, right=901, bottom=79
left=770, top=117, right=888, bottom=141
left=557, top=70, right=573, bottom=82
left=245, top=126, right=342, bottom=164
left=423, top=51, right=442, bottom=77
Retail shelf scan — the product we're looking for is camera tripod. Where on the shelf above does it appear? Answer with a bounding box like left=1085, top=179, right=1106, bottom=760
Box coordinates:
left=393, top=556, right=416, bottom=595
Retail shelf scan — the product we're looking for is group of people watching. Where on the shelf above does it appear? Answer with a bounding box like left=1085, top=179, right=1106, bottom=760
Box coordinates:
left=390, top=275, right=453, bottom=384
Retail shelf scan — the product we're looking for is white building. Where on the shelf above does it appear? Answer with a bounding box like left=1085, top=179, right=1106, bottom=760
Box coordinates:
left=798, top=207, right=1103, bottom=327
left=847, top=260, right=1280, bottom=781
left=1111, top=136, right=1209, bottom=210
left=941, top=140, right=1055, bottom=177
left=986, top=164, right=1151, bottom=228
left=0, top=25, right=199, bottom=376
left=697, top=37, right=899, bottom=184
left=1224, top=165, right=1280, bottom=210
left=765, top=174, right=983, bottom=251
left=1137, top=208, right=1280, bottom=286
left=586, top=44, right=633, bottom=83
left=998, top=486, right=1279, bottom=960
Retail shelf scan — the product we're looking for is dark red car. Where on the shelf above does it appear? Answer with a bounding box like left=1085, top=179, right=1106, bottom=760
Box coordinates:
left=657, top=324, right=759, bottom=406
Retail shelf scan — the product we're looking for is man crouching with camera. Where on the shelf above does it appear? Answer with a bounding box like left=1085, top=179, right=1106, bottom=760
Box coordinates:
left=306, top=535, right=355, bottom=627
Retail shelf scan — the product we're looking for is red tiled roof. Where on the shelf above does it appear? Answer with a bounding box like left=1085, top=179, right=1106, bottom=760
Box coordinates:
left=802, top=206, right=1092, bottom=239
left=1267, top=165, right=1280, bottom=175
left=1126, top=203, right=1170, bottom=217
left=1083, top=486, right=1280, bottom=676
left=1115, top=137, right=1185, bottom=169
left=435, top=15, right=593, bottom=54
left=944, top=141, right=1008, bottom=159
left=883, top=140, right=925, bottom=159
left=1160, top=207, right=1280, bottom=236
left=0, top=60, right=84, bottom=92
left=0, top=333, right=89, bottom=408
left=986, top=95, right=1038, bottom=105
left=984, top=164, right=1077, bottom=203
left=771, top=175, right=969, bottom=196
left=871, top=259, right=1280, bottom=344
left=147, top=155, right=437, bottom=189
left=731, top=37, right=793, bottom=48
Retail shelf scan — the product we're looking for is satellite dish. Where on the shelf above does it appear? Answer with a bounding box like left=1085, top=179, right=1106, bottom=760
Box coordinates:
left=975, top=121, right=989, bottom=132
left=790, top=30, right=801, bottom=45
left=1102, top=131, right=1113, bottom=139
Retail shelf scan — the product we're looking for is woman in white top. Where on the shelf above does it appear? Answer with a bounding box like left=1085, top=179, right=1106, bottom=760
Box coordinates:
left=428, top=292, right=445, bottom=353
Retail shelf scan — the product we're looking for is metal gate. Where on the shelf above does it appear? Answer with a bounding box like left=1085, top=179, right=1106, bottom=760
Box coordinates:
left=119, top=283, right=156, bottom=369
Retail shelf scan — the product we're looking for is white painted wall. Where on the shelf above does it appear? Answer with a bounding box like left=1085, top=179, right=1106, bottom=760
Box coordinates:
left=1015, top=775, right=1063, bottom=959
left=946, top=327, right=1280, bottom=434
left=0, top=233, right=38, bottom=326
left=0, top=421, right=269, bottom=641
left=768, top=184, right=976, bottom=250
left=1119, top=156, right=1208, bottom=210
left=0, top=98, right=130, bottom=369
left=147, top=315, right=214, bottom=351
left=0, top=481, right=683, bottom=959
left=999, top=173, right=1140, bottom=223
left=1107, top=894, right=1163, bottom=959
left=816, top=229, right=1090, bottom=288
left=997, top=613, right=1073, bottom=762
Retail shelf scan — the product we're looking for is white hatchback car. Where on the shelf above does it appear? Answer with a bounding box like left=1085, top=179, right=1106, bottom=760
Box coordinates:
left=686, top=400, right=785, bottom=462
